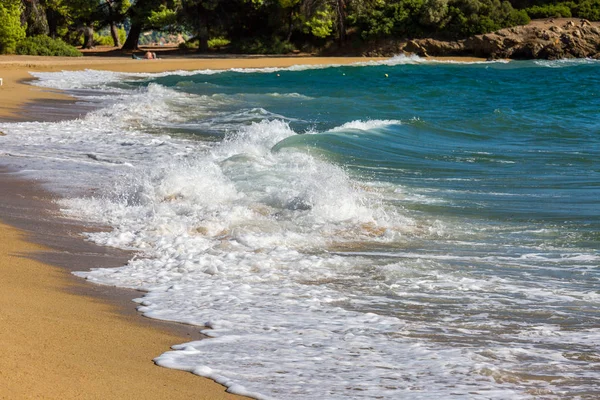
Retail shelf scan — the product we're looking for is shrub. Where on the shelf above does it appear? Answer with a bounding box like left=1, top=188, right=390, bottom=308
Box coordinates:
left=93, top=28, right=127, bottom=47
left=506, top=9, right=531, bottom=26
left=525, top=4, right=572, bottom=19
left=16, top=36, right=82, bottom=57
left=574, top=0, right=600, bottom=20
left=208, top=37, right=230, bottom=49
left=0, top=0, right=26, bottom=54
left=232, top=37, right=296, bottom=54
left=520, top=1, right=599, bottom=21
left=93, top=33, right=114, bottom=46
left=180, top=37, right=232, bottom=51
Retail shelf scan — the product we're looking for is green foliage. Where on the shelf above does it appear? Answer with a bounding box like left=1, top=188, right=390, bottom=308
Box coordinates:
left=232, top=36, right=296, bottom=54
left=443, top=0, right=525, bottom=37
left=93, top=33, right=114, bottom=46
left=0, top=0, right=26, bottom=54
left=179, top=37, right=230, bottom=50
left=506, top=8, right=530, bottom=25
left=350, top=0, right=426, bottom=39
left=520, top=1, right=600, bottom=21
left=350, top=0, right=528, bottom=40
left=8, top=0, right=596, bottom=58
left=304, top=9, right=334, bottom=38
left=208, top=37, right=230, bottom=48
left=147, top=5, right=178, bottom=28
left=278, top=0, right=300, bottom=7
left=525, top=4, right=571, bottom=18
left=420, top=0, right=450, bottom=26
left=93, top=28, right=126, bottom=46
left=575, top=0, right=600, bottom=20
left=119, top=27, right=127, bottom=44
left=15, top=35, right=82, bottom=56
left=65, top=0, right=98, bottom=24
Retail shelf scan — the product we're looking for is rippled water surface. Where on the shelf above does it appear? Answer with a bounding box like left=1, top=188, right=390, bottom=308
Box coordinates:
left=1, top=57, right=599, bottom=399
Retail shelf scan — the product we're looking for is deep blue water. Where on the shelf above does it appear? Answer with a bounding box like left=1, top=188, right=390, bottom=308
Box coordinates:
left=153, top=60, right=600, bottom=231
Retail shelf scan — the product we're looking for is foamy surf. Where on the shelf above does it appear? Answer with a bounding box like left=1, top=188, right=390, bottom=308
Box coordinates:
left=1, top=62, right=599, bottom=399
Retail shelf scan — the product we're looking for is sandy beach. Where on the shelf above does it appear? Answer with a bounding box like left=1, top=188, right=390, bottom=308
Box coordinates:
left=0, top=53, right=390, bottom=399
left=0, top=53, right=342, bottom=400
left=0, top=218, right=246, bottom=400
left=0, top=52, right=485, bottom=399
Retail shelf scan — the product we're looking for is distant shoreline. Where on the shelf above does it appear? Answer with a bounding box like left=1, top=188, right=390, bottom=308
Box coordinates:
left=0, top=54, right=486, bottom=121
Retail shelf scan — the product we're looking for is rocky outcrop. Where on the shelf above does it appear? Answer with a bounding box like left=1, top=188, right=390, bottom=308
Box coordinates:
left=367, top=19, right=600, bottom=60
left=464, top=19, right=600, bottom=59
left=403, top=38, right=465, bottom=56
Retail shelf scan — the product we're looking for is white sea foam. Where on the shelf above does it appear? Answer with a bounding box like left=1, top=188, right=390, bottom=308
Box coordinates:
left=534, top=58, right=600, bottom=68
left=30, top=69, right=135, bottom=89
left=267, top=92, right=313, bottom=100
left=27, top=55, right=494, bottom=94
left=329, top=119, right=402, bottom=132
left=2, top=68, right=599, bottom=399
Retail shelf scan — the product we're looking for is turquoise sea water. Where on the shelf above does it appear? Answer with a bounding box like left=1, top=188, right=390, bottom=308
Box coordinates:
left=1, top=57, right=599, bottom=398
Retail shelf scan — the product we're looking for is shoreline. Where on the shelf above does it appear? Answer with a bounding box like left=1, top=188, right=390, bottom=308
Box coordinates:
left=0, top=168, right=248, bottom=399
left=0, top=53, right=484, bottom=398
left=0, top=53, right=486, bottom=120
left=0, top=54, right=383, bottom=120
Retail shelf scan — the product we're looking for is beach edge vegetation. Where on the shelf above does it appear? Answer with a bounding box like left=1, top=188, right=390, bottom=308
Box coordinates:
left=1, top=0, right=599, bottom=56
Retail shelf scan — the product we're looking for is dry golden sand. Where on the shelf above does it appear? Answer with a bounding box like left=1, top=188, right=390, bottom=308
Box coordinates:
left=0, top=53, right=484, bottom=399
left=0, top=221, right=247, bottom=400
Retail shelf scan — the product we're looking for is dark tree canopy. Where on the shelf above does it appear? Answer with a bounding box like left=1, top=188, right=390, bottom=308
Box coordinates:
left=2, top=0, right=599, bottom=55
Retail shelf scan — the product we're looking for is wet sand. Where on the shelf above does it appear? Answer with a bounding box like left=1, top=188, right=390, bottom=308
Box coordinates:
left=0, top=53, right=485, bottom=399
left=0, top=168, right=248, bottom=399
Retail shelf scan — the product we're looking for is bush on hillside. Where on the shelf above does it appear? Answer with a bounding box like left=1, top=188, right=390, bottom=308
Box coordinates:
left=350, top=0, right=530, bottom=40
left=525, top=4, right=572, bottom=18
left=573, top=0, right=600, bottom=20
left=16, top=36, right=82, bottom=57
left=445, top=0, right=531, bottom=38
left=523, top=1, right=600, bottom=21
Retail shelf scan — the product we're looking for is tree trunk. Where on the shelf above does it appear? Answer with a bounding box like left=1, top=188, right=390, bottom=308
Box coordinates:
left=22, top=0, right=49, bottom=36
left=286, top=9, right=294, bottom=42
left=105, top=0, right=121, bottom=47
left=197, top=8, right=209, bottom=52
left=336, top=0, right=346, bottom=45
left=46, top=8, right=58, bottom=38
left=82, top=25, right=94, bottom=49
left=122, top=22, right=142, bottom=50
left=110, top=22, right=121, bottom=47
